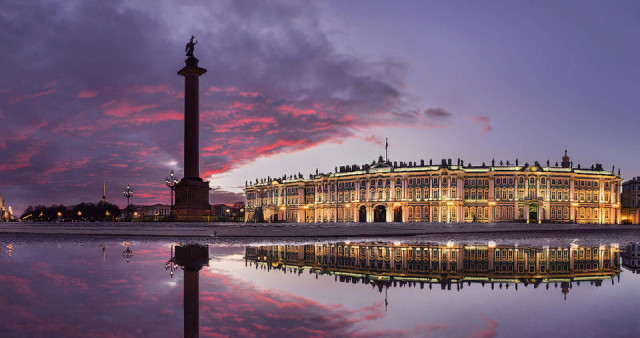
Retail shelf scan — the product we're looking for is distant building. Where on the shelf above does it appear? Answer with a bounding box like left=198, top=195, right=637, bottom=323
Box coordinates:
left=211, top=204, right=244, bottom=220
left=621, top=177, right=640, bottom=224
left=132, top=204, right=171, bottom=221
left=0, top=193, right=9, bottom=221
left=622, top=243, right=640, bottom=273
left=244, top=151, right=622, bottom=224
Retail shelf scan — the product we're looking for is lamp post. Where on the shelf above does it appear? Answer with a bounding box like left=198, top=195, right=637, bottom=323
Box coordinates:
left=165, top=245, right=179, bottom=278
left=123, top=184, right=134, bottom=221
left=165, top=170, right=179, bottom=207
left=122, top=243, right=134, bottom=263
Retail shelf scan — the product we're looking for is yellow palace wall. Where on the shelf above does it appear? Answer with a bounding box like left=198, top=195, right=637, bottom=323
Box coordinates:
left=244, top=163, right=622, bottom=224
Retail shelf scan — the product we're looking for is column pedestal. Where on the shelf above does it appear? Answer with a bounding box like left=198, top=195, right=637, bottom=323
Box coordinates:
left=172, top=178, right=211, bottom=221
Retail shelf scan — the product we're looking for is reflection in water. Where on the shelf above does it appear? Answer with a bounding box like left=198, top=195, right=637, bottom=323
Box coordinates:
left=622, top=243, right=640, bottom=273
left=246, top=242, right=620, bottom=300
left=122, top=242, right=134, bottom=263
left=168, top=244, right=209, bottom=338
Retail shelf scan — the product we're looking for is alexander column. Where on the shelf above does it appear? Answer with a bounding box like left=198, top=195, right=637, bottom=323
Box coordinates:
left=171, top=36, right=211, bottom=221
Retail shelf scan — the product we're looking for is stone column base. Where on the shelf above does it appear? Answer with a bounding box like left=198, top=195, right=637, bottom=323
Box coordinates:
left=171, top=178, right=211, bottom=222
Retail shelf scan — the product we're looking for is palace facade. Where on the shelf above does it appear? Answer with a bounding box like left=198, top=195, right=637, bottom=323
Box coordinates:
left=245, top=242, right=620, bottom=294
left=244, top=151, right=622, bottom=224
left=621, top=177, right=640, bottom=224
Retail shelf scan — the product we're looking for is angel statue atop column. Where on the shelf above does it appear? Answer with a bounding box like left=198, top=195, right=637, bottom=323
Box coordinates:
left=185, top=35, right=198, bottom=57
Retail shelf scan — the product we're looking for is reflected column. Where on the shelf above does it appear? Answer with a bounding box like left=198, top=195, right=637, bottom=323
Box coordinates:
left=174, top=245, right=209, bottom=338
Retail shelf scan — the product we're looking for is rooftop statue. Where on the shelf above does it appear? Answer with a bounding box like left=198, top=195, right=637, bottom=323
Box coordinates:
left=185, top=35, right=198, bottom=57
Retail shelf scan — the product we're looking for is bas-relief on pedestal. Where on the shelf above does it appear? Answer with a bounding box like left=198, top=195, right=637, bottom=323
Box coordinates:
left=171, top=36, right=212, bottom=222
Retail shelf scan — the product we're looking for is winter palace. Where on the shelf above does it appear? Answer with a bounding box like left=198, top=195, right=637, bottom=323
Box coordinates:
left=244, top=151, right=622, bottom=224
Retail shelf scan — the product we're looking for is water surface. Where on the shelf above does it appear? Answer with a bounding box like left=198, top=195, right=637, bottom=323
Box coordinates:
left=1, top=236, right=639, bottom=337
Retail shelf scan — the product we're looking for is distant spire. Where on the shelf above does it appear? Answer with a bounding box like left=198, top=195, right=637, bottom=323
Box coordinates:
left=385, top=138, right=389, bottom=162
left=100, top=180, right=109, bottom=204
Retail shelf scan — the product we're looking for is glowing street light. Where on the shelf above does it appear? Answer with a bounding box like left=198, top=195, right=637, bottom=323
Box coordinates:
left=123, top=184, right=134, bottom=220
left=165, top=170, right=179, bottom=207
left=165, top=245, right=179, bottom=277
left=122, top=243, right=134, bottom=263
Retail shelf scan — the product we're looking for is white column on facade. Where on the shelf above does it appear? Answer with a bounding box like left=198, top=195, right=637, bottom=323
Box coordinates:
left=390, top=177, right=395, bottom=200
left=489, top=177, right=495, bottom=200
left=514, top=175, right=519, bottom=219
left=570, top=179, right=575, bottom=202
left=403, top=177, right=407, bottom=200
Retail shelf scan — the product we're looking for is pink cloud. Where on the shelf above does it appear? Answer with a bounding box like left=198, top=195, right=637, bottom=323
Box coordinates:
left=101, top=100, right=159, bottom=117
left=135, top=84, right=175, bottom=95
left=472, top=116, right=492, bottom=135
left=77, top=90, right=98, bottom=98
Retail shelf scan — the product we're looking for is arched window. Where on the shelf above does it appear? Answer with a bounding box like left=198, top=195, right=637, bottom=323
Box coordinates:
left=416, top=206, right=421, bottom=219
left=423, top=207, right=430, bottom=220
left=377, top=188, right=383, bottom=201
left=508, top=206, right=514, bottom=218
left=563, top=207, right=569, bottom=219
left=408, top=188, right=414, bottom=200
left=385, top=188, right=390, bottom=201
left=471, top=189, right=477, bottom=200
left=424, top=187, right=429, bottom=199
left=408, top=207, right=413, bottom=218
left=416, top=189, right=421, bottom=200
left=464, top=207, right=469, bottom=218
left=395, top=188, right=401, bottom=200
left=551, top=208, right=556, bottom=219
left=496, top=207, right=501, bottom=219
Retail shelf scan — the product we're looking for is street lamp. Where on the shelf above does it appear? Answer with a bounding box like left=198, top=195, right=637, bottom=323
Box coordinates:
left=123, top=184, right=134, bottom=220
left=165, top=170, right=179, bottom=207
left=165, top=245, right=179, bottom=278
left=122, top=243, right=134, bottom=263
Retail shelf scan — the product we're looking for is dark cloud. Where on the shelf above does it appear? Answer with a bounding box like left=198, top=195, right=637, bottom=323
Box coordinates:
left=0, top=0, right=449, bottom=212
left=424, top=108, right=453, bottom=124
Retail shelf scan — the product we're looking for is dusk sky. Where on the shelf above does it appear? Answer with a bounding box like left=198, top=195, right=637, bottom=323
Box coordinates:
left=1, top=0, right=639, bottom=214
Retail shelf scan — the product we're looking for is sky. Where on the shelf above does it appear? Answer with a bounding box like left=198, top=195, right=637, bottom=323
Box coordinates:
left=1, top=0, right=639, bottom=215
